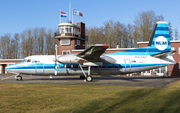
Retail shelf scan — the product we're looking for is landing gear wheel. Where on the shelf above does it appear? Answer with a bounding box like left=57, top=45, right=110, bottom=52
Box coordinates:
left=86, top=76, right=93, bottom=82
left=80, top=75, right=85, bottom=79
left=15, top=76, right=22, bottom=81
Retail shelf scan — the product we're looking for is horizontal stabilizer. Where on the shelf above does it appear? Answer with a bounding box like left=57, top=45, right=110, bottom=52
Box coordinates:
left=151, top=50, right=176, bottom=59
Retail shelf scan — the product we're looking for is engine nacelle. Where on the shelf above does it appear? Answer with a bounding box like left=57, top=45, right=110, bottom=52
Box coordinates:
left=57, top=54, right=116, bottom=65
left=57, top=54, right=83, bottom=64
left=100, top=55, right=116, bottom=64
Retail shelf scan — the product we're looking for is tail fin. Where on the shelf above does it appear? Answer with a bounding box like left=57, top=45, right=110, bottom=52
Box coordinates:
left=148, top=21, right=171, bottom=54
left=107, top=21, right=172, bottom=56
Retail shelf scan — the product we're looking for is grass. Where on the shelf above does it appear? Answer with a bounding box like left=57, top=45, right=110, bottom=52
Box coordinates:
left=0, top=81, right=180, bottom=113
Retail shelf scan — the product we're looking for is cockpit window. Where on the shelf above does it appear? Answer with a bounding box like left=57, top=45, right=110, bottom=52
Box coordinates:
left=27, top=59, right=31, bottom=62
left=22, top=59, right=27, bottom=62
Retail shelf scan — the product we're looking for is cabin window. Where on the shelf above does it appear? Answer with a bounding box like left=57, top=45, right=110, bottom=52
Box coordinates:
left=64, top=64, right=67, bottom=68
left=118, top=64, right=121, bottom=68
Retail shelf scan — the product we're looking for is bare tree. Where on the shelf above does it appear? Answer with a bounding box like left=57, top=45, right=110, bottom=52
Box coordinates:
left=134, top=11, right=164, bottom=44
left=168, top=22, right=173, bottom=40
left=45, top=28, right=56, bottom=55
left=0, top=33, right=11, bottom=59
left=174, top=28, right=179, bottom=40
left=127, top=24, right=134, bottom=48
left=14, top=33, right=20, bottom=59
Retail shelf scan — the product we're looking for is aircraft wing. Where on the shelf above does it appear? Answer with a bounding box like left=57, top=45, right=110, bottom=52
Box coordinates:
left=77, top=44, right=109, bottom=59
left=151, top=50, right=176, bottom=59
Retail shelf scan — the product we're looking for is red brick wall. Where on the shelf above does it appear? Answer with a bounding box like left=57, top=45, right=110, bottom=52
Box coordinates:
left=138, top=43, right=148, bottom=48
left=77, top=22, right=85, bottom=39
left=58, top=39, right=75, bottom=55
left=169, top=42, right=180, bottom=76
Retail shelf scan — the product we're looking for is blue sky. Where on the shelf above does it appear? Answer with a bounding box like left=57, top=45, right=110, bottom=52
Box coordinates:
left=0, top=0, right=180, bottom=38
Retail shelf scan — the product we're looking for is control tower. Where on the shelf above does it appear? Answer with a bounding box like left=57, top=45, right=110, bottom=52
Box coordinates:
left=54, top=21, right=87, bottom=55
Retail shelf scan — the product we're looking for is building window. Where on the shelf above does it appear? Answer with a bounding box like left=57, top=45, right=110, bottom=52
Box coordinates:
left=153, top=66, right=167, bottom=76
left=179, top=62, right=180, bottom=69
left=61, top=28, right=64, bottom=34
left=62, top=51, right=67, bottom=55
left=76, top=40, right=80, bottom=46
left=60, top=39, right=70, bottom=45
left=155, top=68, right=159, bottom=73
left=67, top=50, right=70, bottom=54
left=179, top=47, right=180, bottom=54
left=65, top=28, right=68, bottom=33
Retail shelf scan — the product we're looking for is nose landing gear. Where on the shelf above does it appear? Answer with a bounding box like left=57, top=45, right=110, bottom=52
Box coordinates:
left=15, top=74, right=22, bottom=81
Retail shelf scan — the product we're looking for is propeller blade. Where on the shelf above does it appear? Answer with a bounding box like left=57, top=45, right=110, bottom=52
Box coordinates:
left=54, top=44, right=58, bottom=75
left=55, top=63, right=57, bottom=75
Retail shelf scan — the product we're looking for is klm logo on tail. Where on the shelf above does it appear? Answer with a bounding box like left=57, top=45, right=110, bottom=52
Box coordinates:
left=155, top=36, right=168, bottom=50
left=156, top=41, right=167, bottom=45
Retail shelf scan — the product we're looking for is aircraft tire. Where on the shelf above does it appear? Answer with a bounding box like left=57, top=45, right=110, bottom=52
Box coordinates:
left=86, top=76, right=93, bottom=82
left=16, top=76, right=22, bottom=81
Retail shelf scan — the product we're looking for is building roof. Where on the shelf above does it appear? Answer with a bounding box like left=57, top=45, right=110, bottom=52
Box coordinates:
left=58, top=23, right=80, bottom=28
left=137, top=40, right=180, bottom=45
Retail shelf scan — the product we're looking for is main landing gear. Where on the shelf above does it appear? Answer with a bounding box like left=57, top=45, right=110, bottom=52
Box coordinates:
left=79, top=64, right=93, bottom=82
left=15, top=74, right=22, bottom=81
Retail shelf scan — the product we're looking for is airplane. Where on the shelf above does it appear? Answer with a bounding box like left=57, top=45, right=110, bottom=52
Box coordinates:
left=6, top=21, right=176, bottom=82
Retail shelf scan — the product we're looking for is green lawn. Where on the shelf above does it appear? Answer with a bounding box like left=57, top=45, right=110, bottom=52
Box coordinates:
left=0, top=81, right=180, bottom=113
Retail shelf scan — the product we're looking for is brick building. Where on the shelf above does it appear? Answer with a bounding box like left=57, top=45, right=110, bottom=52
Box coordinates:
left=54, top=21, right=87, bottom=55
left=0, top=59, right=22, bottom=74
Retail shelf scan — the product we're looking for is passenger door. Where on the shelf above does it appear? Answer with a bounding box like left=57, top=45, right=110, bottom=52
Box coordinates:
left=35, top=63, right=44, bottom=73
left=124, top=59, right=131, bottom=72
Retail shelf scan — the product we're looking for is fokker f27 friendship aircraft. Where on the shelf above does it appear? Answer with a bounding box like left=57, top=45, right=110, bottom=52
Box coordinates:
left=6, top=21, right=176, bottom=82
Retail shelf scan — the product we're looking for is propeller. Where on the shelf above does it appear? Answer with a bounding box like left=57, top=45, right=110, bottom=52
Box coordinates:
left=54, top=44, right=58, bottom=75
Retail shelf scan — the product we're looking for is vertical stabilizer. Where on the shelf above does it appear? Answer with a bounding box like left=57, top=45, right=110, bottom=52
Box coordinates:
left=148, top=21, right=171, bottom=53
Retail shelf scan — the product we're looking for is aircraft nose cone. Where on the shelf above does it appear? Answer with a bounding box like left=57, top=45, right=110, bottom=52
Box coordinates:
left=5, top=65, right=11, bottom=70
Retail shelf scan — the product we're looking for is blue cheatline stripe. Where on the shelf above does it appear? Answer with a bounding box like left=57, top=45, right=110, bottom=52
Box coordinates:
left=156, top=27, right=169, bottom=30
left=155, top=31, right=169, bottom=34
left=153, top=34, right=170, bottom=38
left=107, top=47, right=171, bottom=55
left=8, top=63, right=172, bottom=70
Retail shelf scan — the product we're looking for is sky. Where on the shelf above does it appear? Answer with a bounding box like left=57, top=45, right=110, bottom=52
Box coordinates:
left=0, top=0, right=180, bottom=38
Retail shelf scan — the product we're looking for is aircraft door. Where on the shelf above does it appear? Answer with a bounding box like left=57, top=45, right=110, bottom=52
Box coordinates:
left=35, top=63, right=44, bottom=73
left=124, top=59, right=131, bottom=72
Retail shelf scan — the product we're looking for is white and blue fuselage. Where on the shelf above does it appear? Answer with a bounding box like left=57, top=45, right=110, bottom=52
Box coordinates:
left=6, top=53, right=175, bottom=76
left=6, top=21, right=176, bottom=78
